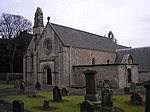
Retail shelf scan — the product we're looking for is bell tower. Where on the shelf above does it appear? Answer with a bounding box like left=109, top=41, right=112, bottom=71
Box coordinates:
left=33, top=7, right=44, bottom=35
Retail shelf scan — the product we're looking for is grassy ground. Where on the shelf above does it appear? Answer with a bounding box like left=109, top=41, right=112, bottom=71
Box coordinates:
left=114, top=95, right=145, bottom=112
left=1, top=91, right=84, bottom=112
left=0, top=84, right=14, bottom=89
left=0, top=91, right=145, bottom=112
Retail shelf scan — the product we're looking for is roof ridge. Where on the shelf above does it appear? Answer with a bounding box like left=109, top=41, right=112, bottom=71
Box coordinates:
left=51, top=23, right=106, bottom=39
left=116, top=46, right=150, bottom=52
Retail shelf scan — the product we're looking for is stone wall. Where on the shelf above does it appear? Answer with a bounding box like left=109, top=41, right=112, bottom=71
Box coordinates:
left=71, top=47, right=116, bottom=66
left=138, top=71, right=150, bottom=83
left=73, top=64, right=118, bottom=87
left=73, top=64, right=139, bottom=89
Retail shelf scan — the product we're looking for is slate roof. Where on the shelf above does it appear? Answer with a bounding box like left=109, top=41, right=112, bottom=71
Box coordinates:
left=115, top=46, right=150, bottom=71
left=51, top=23, right=127, bottom=52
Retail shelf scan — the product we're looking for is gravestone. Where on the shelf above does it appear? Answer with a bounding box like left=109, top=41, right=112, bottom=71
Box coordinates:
left=131, top=93, right=142, bottom=105
left=101, top=88, right=113, bottom=111
left=104, top=80, right=110, bottom=88
left=144, top=80, right=150, bottom=112
left=35, top=81, right=41, bottom=90
left=43, top=100, right=50, bottom=110
left=80, top=100, right=94, bottom=112
left=83, top=69, right=99, bottom=102
left=130, top=83, right=137, bottom=94
left=14, top=79, right=19, bottom=88
left=97, top=80, right=104, bottom=88
left=53, top=86, right=62, bottom=102
left=20, top=80, right=25, bottom=93
left=61, top=87, right=69, bottom=96
left=13, top=100, right=24, bottom=112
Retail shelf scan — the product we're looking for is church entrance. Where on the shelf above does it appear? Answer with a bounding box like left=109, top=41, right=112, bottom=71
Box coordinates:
left=47, top=68, right=52, bottom=85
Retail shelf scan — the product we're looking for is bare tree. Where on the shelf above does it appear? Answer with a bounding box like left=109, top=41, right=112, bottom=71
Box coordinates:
left=0, top=13, right=32, bottom=73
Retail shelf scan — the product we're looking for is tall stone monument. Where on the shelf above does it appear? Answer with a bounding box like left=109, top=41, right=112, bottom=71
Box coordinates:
left=83, top=69, right=100, bottom=102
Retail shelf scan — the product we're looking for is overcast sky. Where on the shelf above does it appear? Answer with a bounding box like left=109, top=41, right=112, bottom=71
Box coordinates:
left=0, top=0, right=150, bottom=48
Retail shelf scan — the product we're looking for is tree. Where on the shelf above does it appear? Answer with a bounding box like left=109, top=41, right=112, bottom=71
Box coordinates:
left=0, top=13, right=32, bottom=38
left=0, top=13, right=32, bottom=73
left=0, top=31, right=32, bottom=73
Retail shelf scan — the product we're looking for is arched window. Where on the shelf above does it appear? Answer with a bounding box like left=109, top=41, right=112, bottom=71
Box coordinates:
left=127, top=69, right=132, bottom=83
left=31, top=53, right=33, bottom=70
left=92, top=58, right=95, bottom=65
left=121, top=54, right=134, bottom=64
left=107, top=60, right=109, bottom=64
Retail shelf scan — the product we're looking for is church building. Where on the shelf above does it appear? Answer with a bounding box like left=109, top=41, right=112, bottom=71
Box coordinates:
left=23, top=7, right=150, bottom=89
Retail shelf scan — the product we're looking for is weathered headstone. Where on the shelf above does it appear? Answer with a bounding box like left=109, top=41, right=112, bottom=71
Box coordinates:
left=124, top=87, right=130, bottom=94
left=35, top=81, right=41, bottom=90
left=53, top=86, right=62, bottom=102
left=101, top=88, right=113, bottom=111
left=131, top=93, right=143, bottom=105
left=43, top=100, right=50, bottom=110
left=61, top=87, right=69, bottom=96
left=13, top=100, right=24, bottom=112
left=97, top=80, right=104, bottom=88
left=104, top=80, right=110, bottom=88
left=130, top=83, right=137, bottom=94
left=83, top=69, right=99, bottom=102
left=144, top=80, right=150, bottom=112
left=20, top=80, right=25, bottom=93
left=80, top=100, right=94, bottom=112
left=14, top=79, right=19, bottom=88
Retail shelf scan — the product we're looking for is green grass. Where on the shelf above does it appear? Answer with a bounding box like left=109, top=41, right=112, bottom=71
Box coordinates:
left=1, top=91, right=84, bottom=112
left=114, top=95, right=145, bottom=112
left=0, top=92, right=145, bottom=112
left=0, top=84, right=14, bottom=89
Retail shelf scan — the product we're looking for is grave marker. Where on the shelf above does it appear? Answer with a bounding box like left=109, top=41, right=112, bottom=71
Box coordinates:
left=53, top=86, right=62, bottom=102
left=83, top=69, right=99, bottom=102
left=131, top=93, right=143, bottom=105
left=43, top=100, right=50, bottom=110
left=13, top=100, right=24, bottom=112
left=61, top=87, right=69, bottom=96
left=80, top=100, right=94, bottom=112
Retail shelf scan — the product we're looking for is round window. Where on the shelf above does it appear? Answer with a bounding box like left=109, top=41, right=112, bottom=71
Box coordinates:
left=43, top=38, right=52, bottom=55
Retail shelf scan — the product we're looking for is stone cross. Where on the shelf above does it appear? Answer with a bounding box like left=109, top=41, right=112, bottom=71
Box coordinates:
left=144, top=80, right=150, bottom=112
left=53, top=86, right=62, bottom=102
left=83, top=69, right=99, bottom=102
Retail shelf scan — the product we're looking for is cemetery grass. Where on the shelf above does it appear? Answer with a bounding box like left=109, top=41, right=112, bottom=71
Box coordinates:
left=1, top=91, right=84, bottom=112
left=114, top=95, right=145, bottom=112
left=0, top=92, right=145, bottom=112
left=0, top=84, right=13, bottom=89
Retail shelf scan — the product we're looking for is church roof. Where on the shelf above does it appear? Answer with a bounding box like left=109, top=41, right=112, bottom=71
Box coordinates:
left=51, top=23, right=127, bottom=52
left=115, top=46, right=150, bottom=71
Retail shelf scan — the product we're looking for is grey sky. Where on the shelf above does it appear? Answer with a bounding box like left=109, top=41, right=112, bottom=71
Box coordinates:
left=0, top=0, right=150, bottom=47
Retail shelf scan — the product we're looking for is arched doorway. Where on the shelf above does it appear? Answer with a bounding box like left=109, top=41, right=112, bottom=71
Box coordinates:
left=47, top=68, right=52, bottom=85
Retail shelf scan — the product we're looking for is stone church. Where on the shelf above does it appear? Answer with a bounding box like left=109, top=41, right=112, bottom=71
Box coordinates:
left=23, top=7, right=150, bottom=89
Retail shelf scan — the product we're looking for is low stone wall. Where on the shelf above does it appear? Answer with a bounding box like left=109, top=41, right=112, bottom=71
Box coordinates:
left=138, top=71, right=150, bottom=83
left=72, top=64, right=118, bottom=88
left=0, top=73, right=23, bottom=81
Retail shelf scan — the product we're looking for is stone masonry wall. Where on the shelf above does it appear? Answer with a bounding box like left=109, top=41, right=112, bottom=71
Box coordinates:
left=73, top=65, right=118, bottom=87
left=71, top=47, right=116, bottom=66
left=138, top=71, right=150, bottom=82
